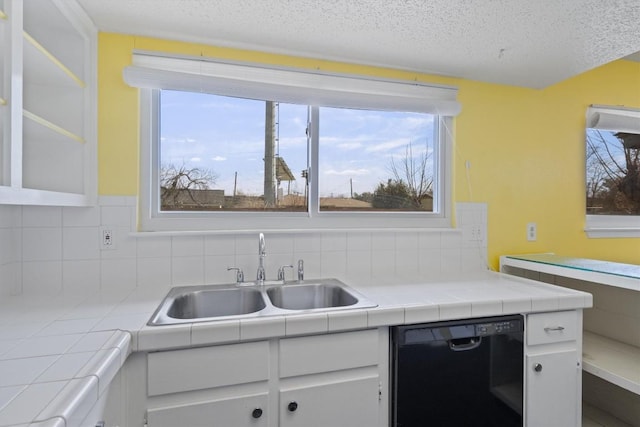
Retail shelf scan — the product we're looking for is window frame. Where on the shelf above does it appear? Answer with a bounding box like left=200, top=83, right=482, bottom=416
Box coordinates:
left=139, top=89, right=453, bottom=232
left=584, top=105, right=640, bottom=238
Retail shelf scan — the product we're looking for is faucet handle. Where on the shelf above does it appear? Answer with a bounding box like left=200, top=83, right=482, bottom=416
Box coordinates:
left=227, top=267, right=244, bottom=284
left=297, top=259, right=304, bottom=282
left=277, top=265, right=294, bottom=282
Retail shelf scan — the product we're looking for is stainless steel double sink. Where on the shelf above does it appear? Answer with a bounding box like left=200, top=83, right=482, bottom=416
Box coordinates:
left=148, top=278, right=377, bottom=325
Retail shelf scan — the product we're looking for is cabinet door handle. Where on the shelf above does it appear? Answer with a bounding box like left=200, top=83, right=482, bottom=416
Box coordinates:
left=288, top=401, right=298, bottom=412
left=544, top=326, right=565, bottom=332
left=534, top=363, right=543, bottom=372
left=252, top=408, right=263, bottom=419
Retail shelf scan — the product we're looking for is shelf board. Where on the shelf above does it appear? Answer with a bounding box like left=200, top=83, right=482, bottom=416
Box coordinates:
left=582, top=331, right=640, bottom=395
left=23, top=31, right=85, bottom=88
left=501, top=255, right=640, bottom=292
left=583, top=402, right=633, bottom=427
left=23, top=109, right=84, bottom=143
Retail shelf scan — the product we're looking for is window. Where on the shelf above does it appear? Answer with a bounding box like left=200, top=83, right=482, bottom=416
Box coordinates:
left=128, top=52, right=459, bottom=231
left=159, top=91, right=309, bottom=212
left=318, top=107, right=437, bottom=212
left=585, top=105, right=640, bottom=238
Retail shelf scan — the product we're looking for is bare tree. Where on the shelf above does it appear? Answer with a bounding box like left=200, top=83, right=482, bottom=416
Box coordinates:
left=388, top=140, right=434, bottom=209
left=586, top=130, right=640, bottom=214
left=160, top=163, right=218, bottom=208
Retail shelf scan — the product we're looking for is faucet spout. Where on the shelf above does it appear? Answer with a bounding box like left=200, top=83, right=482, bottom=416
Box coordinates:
left=257, top=233, right=266, bottom=284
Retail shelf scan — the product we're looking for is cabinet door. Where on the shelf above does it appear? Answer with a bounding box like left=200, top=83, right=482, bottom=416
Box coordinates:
left=279, top=376, right=379, bottom=427
left=526, top=350, right=579, bottom=427
left=147, top=392, right=268, bottom=427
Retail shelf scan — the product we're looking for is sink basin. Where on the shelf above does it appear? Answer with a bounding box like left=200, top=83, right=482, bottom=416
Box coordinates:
left=266, top=283, right=358, bottom=310
left=168, top=288, right=266, bottom=318
left=148, top=279, right=377, bottom=325
left=148, top=285, right=266, bottom=325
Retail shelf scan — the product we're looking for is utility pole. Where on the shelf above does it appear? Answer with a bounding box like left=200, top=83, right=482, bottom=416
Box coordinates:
left=233, top=171, right=237, bottom=197
left=264, top=101, right=277, bottom=206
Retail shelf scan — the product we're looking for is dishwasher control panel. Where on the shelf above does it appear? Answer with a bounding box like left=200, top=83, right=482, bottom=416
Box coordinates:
left=476, top=319, right=522, bottom=336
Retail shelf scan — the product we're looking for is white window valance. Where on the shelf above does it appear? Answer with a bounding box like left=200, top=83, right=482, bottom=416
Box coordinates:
left=123, top=50, right=461, bottom=116
left=587, top=105, right=640, bottom=134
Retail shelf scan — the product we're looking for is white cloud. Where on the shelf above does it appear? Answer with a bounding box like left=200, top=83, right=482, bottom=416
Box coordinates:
left=324, top=168, right=370, bottom=176
left=212, top=156, right=227, bottom=161
left=365, top=138, right=410, bottom=153
left=337, top=142, right=363, bottom=150
left=190, top=157, right=202, bottom=162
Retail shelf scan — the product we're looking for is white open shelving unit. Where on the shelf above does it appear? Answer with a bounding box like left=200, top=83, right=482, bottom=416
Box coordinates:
left=500, top=254, right=640, bottom=427
left=0, top=0, right=96, bottom=206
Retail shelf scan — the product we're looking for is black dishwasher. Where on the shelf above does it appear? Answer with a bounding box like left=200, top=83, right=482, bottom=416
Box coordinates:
left=391, top=315, right=524, bottom=427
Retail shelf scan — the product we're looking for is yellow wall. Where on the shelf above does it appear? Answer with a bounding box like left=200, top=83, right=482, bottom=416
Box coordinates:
left=97, top=33, right=640, bottom=268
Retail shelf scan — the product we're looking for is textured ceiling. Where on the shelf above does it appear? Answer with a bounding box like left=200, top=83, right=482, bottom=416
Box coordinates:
left=77, top=0, right=640, bottom=89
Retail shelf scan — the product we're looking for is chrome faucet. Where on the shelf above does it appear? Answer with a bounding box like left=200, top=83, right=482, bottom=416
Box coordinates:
left=297, top=259, right=304, bottom=282
left=257, top=233, right=266, bottom=284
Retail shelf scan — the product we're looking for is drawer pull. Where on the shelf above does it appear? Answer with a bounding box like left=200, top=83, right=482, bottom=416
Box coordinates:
left=544, top=326, right=565, bottom=332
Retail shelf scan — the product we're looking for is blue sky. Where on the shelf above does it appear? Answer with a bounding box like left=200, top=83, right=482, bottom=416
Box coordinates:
left=160, top=90, right=435, bottom=197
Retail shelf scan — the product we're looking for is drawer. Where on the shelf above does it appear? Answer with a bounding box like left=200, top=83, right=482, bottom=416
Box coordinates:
left=279, top=329, right=379, bottom=378
left=148, top=341, right=270, bottom=396
left=147, top=392, right=269, bottom=427
left=527, top=310, right=578, bottom=346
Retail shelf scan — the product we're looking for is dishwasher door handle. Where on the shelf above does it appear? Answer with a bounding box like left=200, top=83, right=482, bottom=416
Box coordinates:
left=448, top=336, right=482, bottom=351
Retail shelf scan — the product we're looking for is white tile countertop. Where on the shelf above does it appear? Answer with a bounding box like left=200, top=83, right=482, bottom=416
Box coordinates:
left=0, top=271, right=592, bottom=426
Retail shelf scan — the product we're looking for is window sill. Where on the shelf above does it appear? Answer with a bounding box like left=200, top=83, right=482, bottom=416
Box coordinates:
left=585, top=227, right=640, bottom=239
left=585, top=215, right=640, bottom=238
left=130, top=226, right=458, bottom=238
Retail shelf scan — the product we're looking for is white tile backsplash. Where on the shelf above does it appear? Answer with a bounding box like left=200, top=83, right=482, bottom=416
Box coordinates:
left=62, top=206, right=100, bottom=228
left=418, top=230, right=441, bottom=249
left=100, top=205, right=133, bottom=228
left=62, top=227, right=100, bottom=260
left=22, top=228, right=62, bottom=262
left=321, top=232, right=347, bottom=251
left=100, top=226, right=137, bottom=260
left=62, top=260, right=101, bottom=294
left=137, top=236, right=172, bottom=258
left=22, top=207, right=62, bottom=228
left=171, top=235, right=204, bottom=257
left=347, top=232, right=372, bottom=252
left=0, top=198, right=488, bottom=294
left=204, top=234, right=236, bottom=256
left=293, top=232, right=321, bottom=253
left=171, top=256, right=204, bottom=286
left=100, top=258, right=137, bottom=290
left=204, top=254, right=236, bottom=284
left=137, top=257, right=172, bottom=288
left=22, top=261, right=63, bottom=296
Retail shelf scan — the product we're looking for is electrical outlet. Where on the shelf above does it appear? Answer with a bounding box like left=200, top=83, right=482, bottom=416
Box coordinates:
left=470, top=225, right=483, bottom=242
left=101, top=228, right=116, bottom=250
left=527, top=223, right=537, bottom=241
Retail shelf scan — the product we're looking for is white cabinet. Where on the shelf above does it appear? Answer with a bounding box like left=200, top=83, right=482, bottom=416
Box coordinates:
left=525, top=311, right=581, bottom=427
left=280, top=376, right=379, bottom=427
left=278, top=330, right=384, bottom=427
left=526, top=350, right=579, bottom=427
left=145, top=329, right=387, bottom=427
left=148, top=393, right=269, bottom=427
left=146, top=341, right=270, bottom=427
left=0, top=0, right=96, bottom=206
